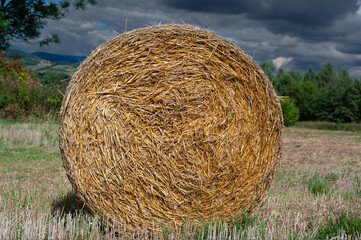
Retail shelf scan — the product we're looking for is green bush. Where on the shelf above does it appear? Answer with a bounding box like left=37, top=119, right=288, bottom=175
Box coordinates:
left=280, top=97, right=300, bottom=126
left=40, top=70, right=69, bottom=87
left=0, top=51, right=64, bottom=120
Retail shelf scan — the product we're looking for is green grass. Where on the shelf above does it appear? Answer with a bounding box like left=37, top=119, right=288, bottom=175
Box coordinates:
left=0, top=147, right=60, bottom=163
left=304, top=172, right=340, bottom=196
left=0, top=118, right=59, bottom=125
left=355, top=176, right=361, bottom=197
left=276, top=170, right=296, bottom=183
left=306, top=176, right=330, bottom=195
left=316, top=211, right=361, bottom=239
left=354, top=134, right=361, bottom=141
left=325, top=172, right=338, bottom=182
left=0, top=120, right=60, bottom=164
left=295, top=121, right=361, bottom=132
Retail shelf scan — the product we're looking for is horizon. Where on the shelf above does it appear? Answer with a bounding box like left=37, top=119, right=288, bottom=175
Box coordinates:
left=9, top=47, right=361, bottom=78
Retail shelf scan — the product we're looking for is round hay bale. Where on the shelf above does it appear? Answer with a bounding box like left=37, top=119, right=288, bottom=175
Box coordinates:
left=59, top=24, right=283, bottom=231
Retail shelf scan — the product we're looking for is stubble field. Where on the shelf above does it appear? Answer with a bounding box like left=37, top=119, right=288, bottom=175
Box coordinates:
left=0, top=120, right=360, bottom=239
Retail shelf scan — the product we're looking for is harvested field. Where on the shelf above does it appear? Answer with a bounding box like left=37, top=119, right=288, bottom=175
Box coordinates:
left=0, top=121, right=360, bottom=239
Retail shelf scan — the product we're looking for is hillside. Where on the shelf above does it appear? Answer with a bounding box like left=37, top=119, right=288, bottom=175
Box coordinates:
left=6, top=49, right=42, bottom=65
left=32, top=52, right=86, bottom=63
left=5, top=49, right=85, bottom=75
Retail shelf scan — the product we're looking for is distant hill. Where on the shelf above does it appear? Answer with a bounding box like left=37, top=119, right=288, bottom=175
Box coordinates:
left=32, top=51, right=86, bottom=63
left=6, top=49, right=42, bottom=65
left=5, top=49, right=83, bottom=75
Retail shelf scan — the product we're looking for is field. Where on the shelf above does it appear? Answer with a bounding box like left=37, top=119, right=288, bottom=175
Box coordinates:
left=0, top=120, right=360, bottom=239
left=6, top=49, right=80, bottom=76
left=28, top=62, right=79, bottom=76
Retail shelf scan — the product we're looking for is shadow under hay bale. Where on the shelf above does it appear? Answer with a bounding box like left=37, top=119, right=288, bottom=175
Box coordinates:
left=51, top=191, right=91, bottom=216
left=59, top=24, right=283, bottom=232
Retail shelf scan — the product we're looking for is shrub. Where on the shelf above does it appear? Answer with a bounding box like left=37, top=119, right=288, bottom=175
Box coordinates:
left=40, top=70, right=69, bottom=87
left=0, top=51, right=64, bottom=119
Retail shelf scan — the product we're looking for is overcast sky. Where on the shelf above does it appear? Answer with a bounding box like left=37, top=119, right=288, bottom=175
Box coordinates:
left=12, top=0, right=361, bottom=77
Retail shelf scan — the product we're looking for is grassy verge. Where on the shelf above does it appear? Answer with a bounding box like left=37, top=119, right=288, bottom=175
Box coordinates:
left=1, top=121, right=360, bottom=239
left=295, top=121, right=361, bottom=132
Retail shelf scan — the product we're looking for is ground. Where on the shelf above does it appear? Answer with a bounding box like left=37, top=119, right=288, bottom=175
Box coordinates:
left=0, top=121, right=360, bottom=239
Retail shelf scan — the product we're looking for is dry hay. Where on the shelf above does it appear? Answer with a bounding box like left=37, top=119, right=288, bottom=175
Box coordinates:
left=59, top=24, right=283, bottom=232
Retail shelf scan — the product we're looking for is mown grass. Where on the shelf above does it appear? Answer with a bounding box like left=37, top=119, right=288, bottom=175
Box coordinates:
left=1, top=121, right=360, bottom=239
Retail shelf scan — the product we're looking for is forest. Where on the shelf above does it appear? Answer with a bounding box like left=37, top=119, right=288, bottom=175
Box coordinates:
left=261, top=60, right=361, bottom=126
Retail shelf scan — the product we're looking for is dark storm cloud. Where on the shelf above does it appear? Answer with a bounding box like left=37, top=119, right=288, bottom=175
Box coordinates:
left=159, top=0, right=258, bottom=14
left=159, top=0, right=361, bottom=76
left=161, top=0, right=359, bottom=24
left=11, top=0, right=361, bottom=77
left=160, top=0, right=360, bottom=34
left=336, top=44, right=361, bottom=55
left=252, top=0, right=358, bottom=26
left=333, top=23, right=361, bottom=55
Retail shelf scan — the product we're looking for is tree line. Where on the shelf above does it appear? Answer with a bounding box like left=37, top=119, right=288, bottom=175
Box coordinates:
left=261, top=61, right=361, bottom=126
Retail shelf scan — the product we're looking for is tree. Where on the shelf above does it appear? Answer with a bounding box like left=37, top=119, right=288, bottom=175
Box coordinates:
left=317, top=62, right=338, bottom=91
left=40, top=70, right=69, bottom=87
left=303, top=66, right=317, bottom=83
left=337, top=68, right=351, bottom=91
left=280, top=97, right=300, bottom=126
left=290, top=80, right=319, bottom=120
left=271, top=68, right=285, bottom=95
left=288, top=70, right=303, bottom=82
left=0, top=0, right=97, bottom=49
left=337, top=79, right=361, bottom=122
left=260, top=60, right=276, bottom=85
left=273, top=70, right=294, bottom=96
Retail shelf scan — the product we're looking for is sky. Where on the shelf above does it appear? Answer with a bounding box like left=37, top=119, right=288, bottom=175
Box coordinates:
left=11, top=0, right=361, bottom=77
